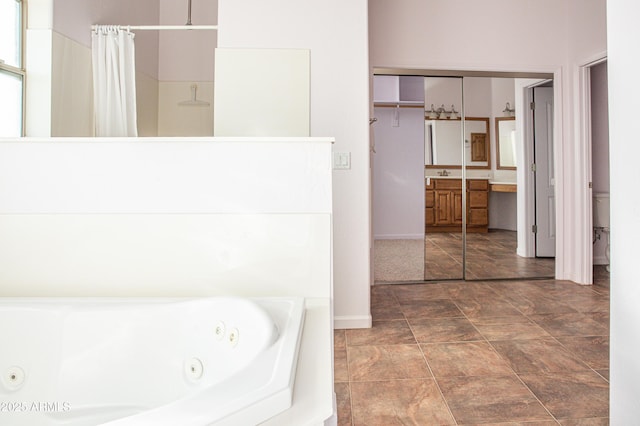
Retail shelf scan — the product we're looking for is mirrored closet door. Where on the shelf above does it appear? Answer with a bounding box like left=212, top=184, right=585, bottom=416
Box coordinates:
left=462, top=76, right=555, bottom=280
left=372, top=75, right=427, bottom=283
left=372, top=71, right=556, bottom=283
left=423, top=76, right=464, bottom=280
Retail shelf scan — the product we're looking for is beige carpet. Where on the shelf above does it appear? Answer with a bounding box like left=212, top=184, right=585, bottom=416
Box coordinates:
left=374, top=239, right=424, bottom=283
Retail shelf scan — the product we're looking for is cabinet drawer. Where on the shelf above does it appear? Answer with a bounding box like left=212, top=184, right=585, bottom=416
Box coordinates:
left=435, top=179, right=462, bottom=190
left=468, top=179, right=489, bottom=190
left=469, top=191, right=488, bottom=208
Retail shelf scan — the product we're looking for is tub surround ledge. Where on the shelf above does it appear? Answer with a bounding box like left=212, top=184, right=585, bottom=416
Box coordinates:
left=262, top=298, right=334, bottom=425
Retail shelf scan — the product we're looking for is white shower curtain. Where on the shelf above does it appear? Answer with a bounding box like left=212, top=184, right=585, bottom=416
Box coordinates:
left=91, top=26, right=138, bottom=137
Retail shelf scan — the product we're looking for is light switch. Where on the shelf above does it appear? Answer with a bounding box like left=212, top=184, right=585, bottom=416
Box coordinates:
left=333, top=152, right=351, bottom=170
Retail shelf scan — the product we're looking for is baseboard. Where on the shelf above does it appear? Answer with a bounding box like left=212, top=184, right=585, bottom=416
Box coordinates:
left=334, top=314, right=372, bottom=329
left=374, top=234, right=423, bottom=240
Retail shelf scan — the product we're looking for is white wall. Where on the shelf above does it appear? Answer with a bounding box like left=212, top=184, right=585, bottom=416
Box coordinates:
left=52, top=0, right=160, bottom=78
left=218, top=0, right=371, bottom=329
left=369, top=0, right=607, bottom=284
left=370, top=0, right=566, bottom=71
left=424, top=77, right=462, bottom=112
left=157, top=0, right=216, bottom=136
left=158, top=0, right=215, bottom=82
left=608, top=1, right=640, bottom=422
left=463, top=77, right=491, bottom=117
left=564, top=0, right=608, bottom=284
left=372, top=76, right=424, bottom=240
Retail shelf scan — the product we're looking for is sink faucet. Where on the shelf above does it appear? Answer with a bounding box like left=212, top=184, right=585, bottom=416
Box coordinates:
left=437, top=170, right=450, bottom=177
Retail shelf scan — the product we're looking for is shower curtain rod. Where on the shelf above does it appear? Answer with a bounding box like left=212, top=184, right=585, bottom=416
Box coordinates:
left=91, top=24, right=217, bottom=31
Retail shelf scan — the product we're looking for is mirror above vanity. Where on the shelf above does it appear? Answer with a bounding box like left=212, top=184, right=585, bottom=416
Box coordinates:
left=496, top=116, right=516, bottom=169
left=424, top=117, right=491, bottom=169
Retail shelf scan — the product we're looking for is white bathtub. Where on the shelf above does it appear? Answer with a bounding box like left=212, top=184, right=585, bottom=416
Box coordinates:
left=0, top=297, right=305, bottom=426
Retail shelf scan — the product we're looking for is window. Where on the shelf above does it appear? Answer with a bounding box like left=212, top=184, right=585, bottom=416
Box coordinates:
left=0, top=0, right=24, bottom=136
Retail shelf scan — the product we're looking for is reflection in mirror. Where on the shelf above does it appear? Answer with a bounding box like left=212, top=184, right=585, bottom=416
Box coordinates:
left=496, top=117, right=516, bottom=169
left=464, top=117, right=490, bottom=169
left=463, top=77, right=554, bottom=281
left=424, top=117, right=490, bottom=169
left=374, top=73, right=556, bottom=283
left=424, top=76, right=463, bottom=280
left=50, top=1, right=217, bottom=137
left=371, top=75, right=427, bottom=283
left=425, top=120, right=461, bottom=166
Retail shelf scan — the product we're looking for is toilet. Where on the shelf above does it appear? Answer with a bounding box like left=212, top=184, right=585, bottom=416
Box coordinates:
left=593, top=192, right=610, bottom=270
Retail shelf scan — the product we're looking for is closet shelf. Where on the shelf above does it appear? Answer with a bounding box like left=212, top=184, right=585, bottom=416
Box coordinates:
left=373, top=101, right=425, bottom=108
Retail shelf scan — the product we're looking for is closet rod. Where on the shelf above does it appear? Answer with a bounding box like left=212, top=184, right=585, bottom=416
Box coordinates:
left=91, top=25, right=217, bottom=31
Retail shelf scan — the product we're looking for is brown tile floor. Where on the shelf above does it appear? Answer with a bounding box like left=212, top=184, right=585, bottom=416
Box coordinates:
left=335, top=267, right=610, bottom=425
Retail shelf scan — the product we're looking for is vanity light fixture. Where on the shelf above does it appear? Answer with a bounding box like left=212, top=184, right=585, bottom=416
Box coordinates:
left=438, top=105, right=448, bottom=120
left=503, top=102, right=515, bottom=116
left=449, top=105, right=459, bottom=120
left=428, top=104, right=439, bottom=119
left=427, top=104, right=459, bottom=120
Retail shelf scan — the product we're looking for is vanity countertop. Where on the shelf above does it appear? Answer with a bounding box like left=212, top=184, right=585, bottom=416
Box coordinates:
left=489, top=182, right=517, bottom=193
left=488, top=180, right=516, bottom=185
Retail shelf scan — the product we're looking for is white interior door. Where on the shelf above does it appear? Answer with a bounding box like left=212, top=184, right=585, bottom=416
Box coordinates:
left=534, top=86, right=556, bottom=257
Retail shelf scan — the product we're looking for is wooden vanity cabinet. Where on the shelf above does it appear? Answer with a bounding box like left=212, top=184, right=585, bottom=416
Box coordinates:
left=425, top=178, right=489, bottom=233
left=434, top=179, right=463, bottom=226
left=467, top=179, right=489, bottom=229
left=425, top=179, right=435, bottom=226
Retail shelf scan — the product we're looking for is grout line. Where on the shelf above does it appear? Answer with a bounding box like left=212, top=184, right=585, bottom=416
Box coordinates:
left=344, top=333, right=355, bottom=426
left=466, top=309, right=563, bottom=424
left=341, top=333, right=351, bottom=425
left=511, top=372, right=562, bottom=424
left=407, top=317, right=460, bottom=425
